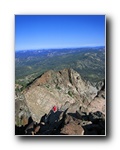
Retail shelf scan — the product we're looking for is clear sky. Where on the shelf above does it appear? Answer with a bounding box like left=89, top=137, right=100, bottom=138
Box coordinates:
left=15, top=15, right=105, bottom=50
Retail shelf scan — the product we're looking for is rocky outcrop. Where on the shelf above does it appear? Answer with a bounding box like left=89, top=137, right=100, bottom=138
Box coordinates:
left=15, top=68, right=105, bottom=135
left=23, top=68, right=98, bottom=123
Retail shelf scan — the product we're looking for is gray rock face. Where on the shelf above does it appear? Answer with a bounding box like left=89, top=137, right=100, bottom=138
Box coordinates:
left=15, top=91, right=30, bottom=126
left=87, top=82, right=105, bottom=114
left=23, top=68, right=98, bottom=123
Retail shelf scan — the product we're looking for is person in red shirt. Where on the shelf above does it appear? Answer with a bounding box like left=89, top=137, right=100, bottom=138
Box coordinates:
left=52, top=105, right=57, bottom=112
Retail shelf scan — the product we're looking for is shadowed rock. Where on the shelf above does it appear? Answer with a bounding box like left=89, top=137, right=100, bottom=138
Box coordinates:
left=15, top=69, right=105, bottom=135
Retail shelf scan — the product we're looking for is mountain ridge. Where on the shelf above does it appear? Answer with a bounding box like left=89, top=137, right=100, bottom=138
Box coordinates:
left=23, top=68, right=103, bottom=122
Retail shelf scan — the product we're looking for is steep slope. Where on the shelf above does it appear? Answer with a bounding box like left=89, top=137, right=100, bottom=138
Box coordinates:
left=24, top=68, right=98, bottom=123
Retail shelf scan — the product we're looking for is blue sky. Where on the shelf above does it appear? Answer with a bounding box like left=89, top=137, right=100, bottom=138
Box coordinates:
left=15, top=15, right=105, bottom=50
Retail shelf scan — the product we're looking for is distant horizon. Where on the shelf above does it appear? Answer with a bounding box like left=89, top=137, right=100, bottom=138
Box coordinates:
left=15, top=45, right=105, bottom=51
left=15, top=15, right=105, bottom=51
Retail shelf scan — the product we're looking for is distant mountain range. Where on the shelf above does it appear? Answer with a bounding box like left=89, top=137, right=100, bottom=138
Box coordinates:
left=16, top=46, right=105, bottom=52
left=15, top=47, right=105, bottom=90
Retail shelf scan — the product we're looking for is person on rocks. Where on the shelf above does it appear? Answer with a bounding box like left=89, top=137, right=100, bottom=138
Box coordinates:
left=40, top=106, right=58, bottom=124
left=52, top=105, right=57, bottom=113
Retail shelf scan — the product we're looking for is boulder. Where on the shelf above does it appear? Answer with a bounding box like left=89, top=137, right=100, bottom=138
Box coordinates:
left=60, top=122, right=84, bottom=135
